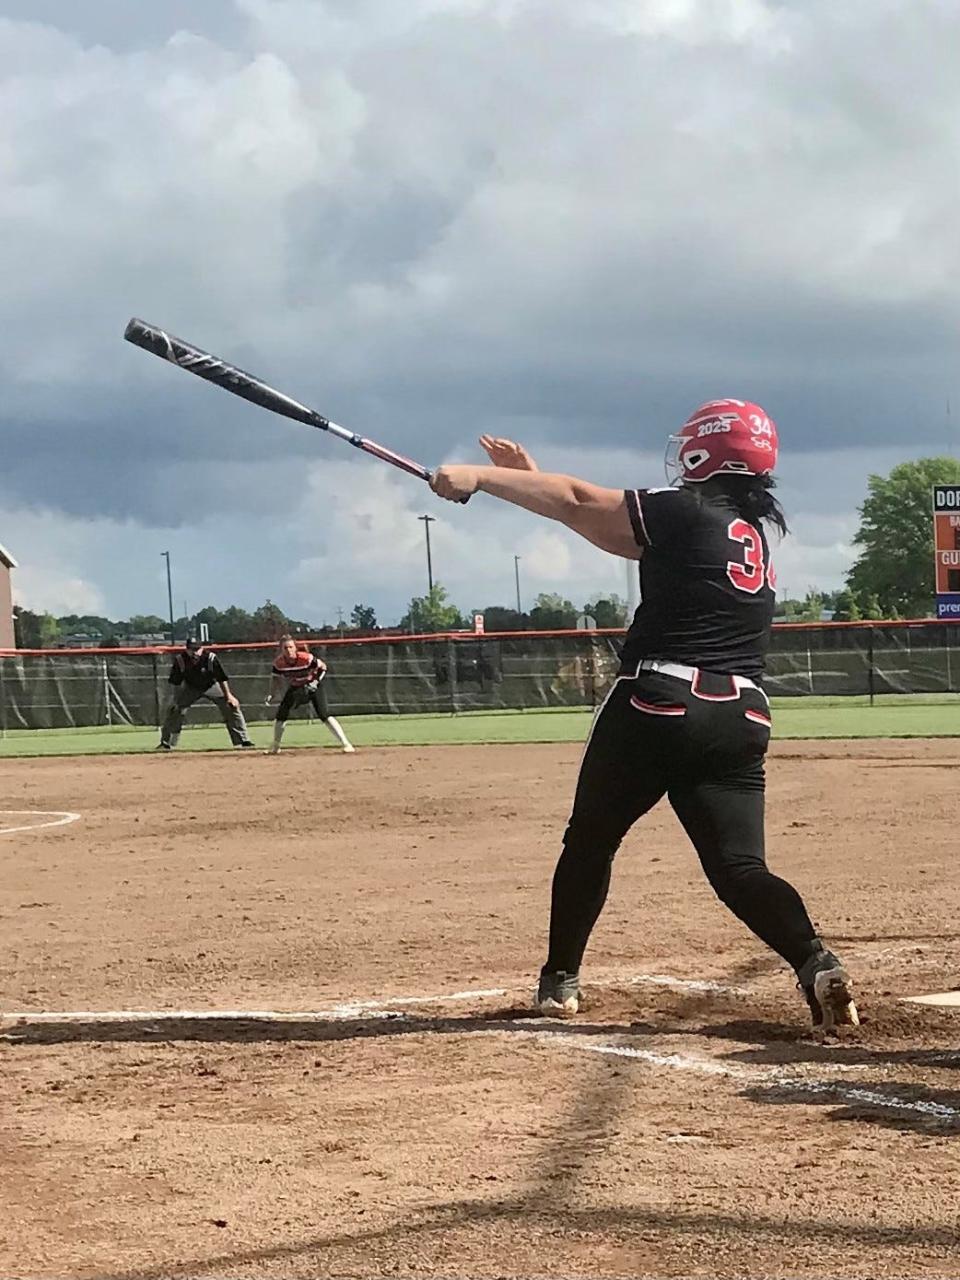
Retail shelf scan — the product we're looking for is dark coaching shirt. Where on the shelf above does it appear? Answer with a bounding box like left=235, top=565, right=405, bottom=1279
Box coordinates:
left=620, top=486, right=776, bottom=681
left=168, top=650, right=228, bottom=693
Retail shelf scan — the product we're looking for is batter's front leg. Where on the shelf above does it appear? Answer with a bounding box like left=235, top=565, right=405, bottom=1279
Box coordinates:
left=542, top=685, right=667, bottom=985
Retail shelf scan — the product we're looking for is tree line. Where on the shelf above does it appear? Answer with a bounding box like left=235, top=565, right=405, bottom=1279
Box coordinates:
left=12, top=591, right=630, bottom=648
left=397, top=587, right=629, bottom=634
left=11, top=456, right=958, bottom=647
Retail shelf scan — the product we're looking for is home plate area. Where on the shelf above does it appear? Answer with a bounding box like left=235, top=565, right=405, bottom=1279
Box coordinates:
left=3, top=742, right=960, bottom=1278
left=5, top=970, right=960, bottom=1280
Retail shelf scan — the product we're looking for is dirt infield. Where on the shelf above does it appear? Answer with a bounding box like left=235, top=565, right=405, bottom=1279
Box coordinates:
left=3, top=739, right=960, bottom=1279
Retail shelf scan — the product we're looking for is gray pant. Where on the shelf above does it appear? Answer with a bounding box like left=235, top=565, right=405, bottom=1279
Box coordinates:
left=160, top=685, right=250, bottom=748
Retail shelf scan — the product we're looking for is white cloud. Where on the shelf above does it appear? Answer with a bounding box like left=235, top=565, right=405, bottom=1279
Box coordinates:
left=0, top=506, right=107, bottom=615
left=13, top=569, right=104, bottom=617
left=0, top=0, right=957, bottom=620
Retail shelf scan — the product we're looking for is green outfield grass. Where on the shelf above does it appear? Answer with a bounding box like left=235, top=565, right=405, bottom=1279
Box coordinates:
left=0, top=697, right=958, bottom=757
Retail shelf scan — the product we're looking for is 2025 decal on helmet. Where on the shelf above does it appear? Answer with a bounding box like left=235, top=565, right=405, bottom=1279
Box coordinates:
left=665, top=399, right=779, bottom=484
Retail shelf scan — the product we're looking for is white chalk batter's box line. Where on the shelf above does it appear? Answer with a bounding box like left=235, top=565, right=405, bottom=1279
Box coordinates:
left=4, top=974, right=959, bottom=1124
left=0, top=974, right=747, bottom=1023
left=0, top=810, right=81, bottom=836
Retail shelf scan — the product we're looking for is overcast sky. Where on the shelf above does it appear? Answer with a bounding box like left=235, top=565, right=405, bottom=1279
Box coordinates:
left=1, top=0, right=957, bottom=625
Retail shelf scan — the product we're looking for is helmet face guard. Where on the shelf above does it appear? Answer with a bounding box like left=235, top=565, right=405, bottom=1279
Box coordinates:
left=665, top=400, right=778, bottom=484
left=664, top=435, right=682, bottom=485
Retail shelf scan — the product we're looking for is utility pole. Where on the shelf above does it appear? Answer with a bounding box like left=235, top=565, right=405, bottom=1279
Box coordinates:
left=161, top=551, right=175, bottom=645
left=514, top=555, right=522, bottom=615
left=418, top=515, right=436, bottom=595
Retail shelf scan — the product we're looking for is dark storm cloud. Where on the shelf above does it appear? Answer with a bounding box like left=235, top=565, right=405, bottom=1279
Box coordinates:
left=1, top=0, right=957, bottom=613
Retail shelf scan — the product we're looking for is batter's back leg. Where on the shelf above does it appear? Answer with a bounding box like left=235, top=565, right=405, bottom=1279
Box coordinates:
left=669, top=774, right=858, bottom=1029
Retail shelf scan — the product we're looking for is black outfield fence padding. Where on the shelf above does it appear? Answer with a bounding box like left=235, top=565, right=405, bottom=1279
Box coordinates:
left=2, top=621, right=960, bottom=731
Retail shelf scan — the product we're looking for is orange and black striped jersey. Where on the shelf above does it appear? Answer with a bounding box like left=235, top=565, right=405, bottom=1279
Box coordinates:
left=272, top=650, right=324, bottom=688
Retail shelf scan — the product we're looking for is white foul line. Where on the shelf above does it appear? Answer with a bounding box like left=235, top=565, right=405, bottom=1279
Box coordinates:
left=545, top=1035, right=960, bottom=1121
left=0, top=810, right=81, bottom=836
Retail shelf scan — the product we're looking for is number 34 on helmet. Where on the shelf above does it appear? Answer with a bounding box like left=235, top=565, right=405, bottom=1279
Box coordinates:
left=665, top=399, right=779, bottom=484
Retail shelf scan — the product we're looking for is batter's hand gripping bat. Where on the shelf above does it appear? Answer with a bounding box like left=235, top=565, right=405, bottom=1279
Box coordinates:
left=123, top=317, right=449, bottom=491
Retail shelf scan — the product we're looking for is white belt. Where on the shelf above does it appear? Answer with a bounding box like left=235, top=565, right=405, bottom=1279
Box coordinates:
left=634, top=658, right=761, bottom=695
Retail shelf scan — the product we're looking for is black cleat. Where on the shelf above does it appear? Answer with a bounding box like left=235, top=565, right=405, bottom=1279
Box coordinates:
left=536, top=970, right=581, bottom=1017
left=797, top=946, right=859, bottom=1031
left=156, top=742, right=172, bottom=751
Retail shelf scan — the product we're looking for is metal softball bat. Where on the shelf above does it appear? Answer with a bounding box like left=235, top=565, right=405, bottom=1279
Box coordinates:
left=123, top=317, right=442, bottom=487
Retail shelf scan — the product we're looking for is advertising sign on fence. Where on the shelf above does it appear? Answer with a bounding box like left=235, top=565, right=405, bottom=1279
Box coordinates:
left=933, top=486, right=960, bottom=620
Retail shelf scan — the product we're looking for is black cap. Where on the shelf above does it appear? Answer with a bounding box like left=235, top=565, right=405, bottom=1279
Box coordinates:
left=184, top=638, right=202, bottom=653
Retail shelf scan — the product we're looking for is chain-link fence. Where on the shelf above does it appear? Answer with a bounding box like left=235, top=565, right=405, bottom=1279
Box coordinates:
left=2, top=622, right=960, bottom=730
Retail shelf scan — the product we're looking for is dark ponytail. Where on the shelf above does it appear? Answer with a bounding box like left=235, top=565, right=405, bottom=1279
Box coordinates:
left=709, top=474, right=788, bottom=537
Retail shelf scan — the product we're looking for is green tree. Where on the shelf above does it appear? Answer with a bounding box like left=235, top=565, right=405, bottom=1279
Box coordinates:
left=476, top=605, right=527, bottom=631
left=350, top=603, right=378, bottom=631
left=400, top=585, right=465, bottom=633
left=215, top=606, right=256, bottom=642
left=832, top=590, right=861, bottom=622
left=13, top=606, right=38, bottom=648
left=39, top=613, right=61, bottom=646
left=285, top=616, right=314, bottom=637
left=528, top=592, right=578, bottom=630
left=123, top=614, right=168, bottom=635
left=860, top=592, right=883, bottom=621
left=58, top=614, right=114, bottom=636
left=251, top=600, right=289, bottom=641
left=14, top=609, right=61, bottom=648
left=583, top=594, right=628, bottom=628
left=846, top=457, right=960, bottom=618
left=800, top=590, right=823, bottom=623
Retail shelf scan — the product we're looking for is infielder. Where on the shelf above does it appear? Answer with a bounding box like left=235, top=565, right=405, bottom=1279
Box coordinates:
left=433, top=404, right=858, bottom=1031
left=265, top=636, right=355, bottom=754
left=158, top=639, right=254, bottom=750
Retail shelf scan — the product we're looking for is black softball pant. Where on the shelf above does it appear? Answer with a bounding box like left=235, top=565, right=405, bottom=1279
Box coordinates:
left=545, top=672, right=819, bottom=976
left=276, top=681, right=329, bottom=723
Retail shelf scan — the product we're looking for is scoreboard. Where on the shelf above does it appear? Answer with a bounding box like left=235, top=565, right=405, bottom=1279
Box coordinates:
left=933, top=485, right=960, bottom=619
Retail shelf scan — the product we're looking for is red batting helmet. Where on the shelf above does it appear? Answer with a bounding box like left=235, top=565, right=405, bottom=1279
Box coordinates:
left=665, top=399, right=779, bottom=484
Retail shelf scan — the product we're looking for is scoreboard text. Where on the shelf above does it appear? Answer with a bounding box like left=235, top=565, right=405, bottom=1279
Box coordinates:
left=933, top=486, right=960, bottom=619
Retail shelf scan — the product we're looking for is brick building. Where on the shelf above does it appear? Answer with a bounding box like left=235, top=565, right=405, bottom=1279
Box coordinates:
left=0, top=543, right=16, bottom=649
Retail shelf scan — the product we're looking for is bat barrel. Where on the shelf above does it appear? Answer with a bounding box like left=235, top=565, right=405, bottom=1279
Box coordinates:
left=124, top=317, right=439, bottom=489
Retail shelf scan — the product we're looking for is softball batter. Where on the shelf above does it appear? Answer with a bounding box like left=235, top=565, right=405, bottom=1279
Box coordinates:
left=265, top=636, right=355, bottom=754
left=433, top=402, right=858, bottom=1031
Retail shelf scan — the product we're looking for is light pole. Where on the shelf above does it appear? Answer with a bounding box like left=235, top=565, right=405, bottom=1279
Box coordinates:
left=161, top=551, right=175, bottom=645
left=514, top=555, right=522, bottom=615
left=418, top=514, right=435, bottom=595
